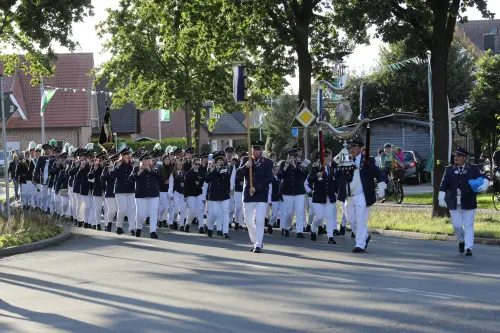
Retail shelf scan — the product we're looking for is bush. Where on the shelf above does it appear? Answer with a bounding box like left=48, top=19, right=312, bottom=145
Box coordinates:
left=0, top=209, right=63, bottom=249
left=92, top=138, right=187, bottom=152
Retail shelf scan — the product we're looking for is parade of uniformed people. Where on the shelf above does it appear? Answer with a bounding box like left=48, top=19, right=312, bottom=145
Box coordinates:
left=1, top=1, right=500, bottom=332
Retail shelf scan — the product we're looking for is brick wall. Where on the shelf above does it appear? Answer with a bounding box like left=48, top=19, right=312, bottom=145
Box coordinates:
left=0, top=127, right=89, bottom=151
left=141, top=110, right=187, bottom=139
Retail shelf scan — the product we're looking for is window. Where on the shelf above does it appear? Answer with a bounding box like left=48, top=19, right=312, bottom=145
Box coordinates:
left=160, top=109, right=170, bottom=122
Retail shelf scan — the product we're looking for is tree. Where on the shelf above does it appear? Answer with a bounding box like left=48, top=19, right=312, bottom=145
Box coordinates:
left=465, top=51, right=500, bottom=165
left=346, top=39, right=475, bottom=122
left=0, top=0, right=93, bottom=83
left=263, top=94, right=299, bottom=159
left=334, top=0, right=494, bottom=217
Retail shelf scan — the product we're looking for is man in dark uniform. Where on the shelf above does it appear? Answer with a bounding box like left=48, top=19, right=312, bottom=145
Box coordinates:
left=205, top=151, right=235, bottom=238
left=183, top=147, right=194, bottom=171
left=16, top=150, right=32, bottom=210
left=77, top=151, right=92, bottom=228
left=33, top=143, right=56, bottom=213
left=233, top=146, right=246, bottom=230
left=50, top=149, right=66, bottom=217
left=89, top=151, right=106, bottom=230
left=224, top=146, right=236, bottom=228
left=278, top=147, right=309, bottom=238
left=239, top=141, right=274, bottom=253
left=55, top=153, right=71, bottom=221
left=184, top=156, right=205, bottom=233
left=101, top=153, right=119, bottom=232
left=439, top=147, right=489, bottom=256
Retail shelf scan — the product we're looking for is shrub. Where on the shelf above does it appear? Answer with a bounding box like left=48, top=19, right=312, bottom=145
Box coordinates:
left=91, top=138, right=187, bottom=153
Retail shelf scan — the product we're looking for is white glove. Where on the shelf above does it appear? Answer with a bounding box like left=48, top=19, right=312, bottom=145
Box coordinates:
left=477, top=179, right=490, bottom=193
left=377, top=182, right=387, bottom=196
left=438, top=191, right=447, bottom=208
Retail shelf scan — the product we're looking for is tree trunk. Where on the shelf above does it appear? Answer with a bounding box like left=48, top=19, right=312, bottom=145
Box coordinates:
left=194, top=106, right=201, bottom=153
left=430, top=11, right=451, bottom=218
left=184, top=102, right=193, bottom=148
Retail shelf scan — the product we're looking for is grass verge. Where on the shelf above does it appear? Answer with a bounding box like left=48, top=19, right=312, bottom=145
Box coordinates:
left=404, top=192, right=495, bottom=209
left=365, top=207, right=500, bottom=239
left=0, top=208, right=63, bottom=249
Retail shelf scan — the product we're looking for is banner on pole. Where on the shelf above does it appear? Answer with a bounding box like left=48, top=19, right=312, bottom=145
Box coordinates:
left=40, top=89, right=57, bottom=116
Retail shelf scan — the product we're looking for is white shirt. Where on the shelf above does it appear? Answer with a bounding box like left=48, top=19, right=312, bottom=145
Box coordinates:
left=350, top=154, right=364, bottom=196
left=43, top=159, right=50, bottom=184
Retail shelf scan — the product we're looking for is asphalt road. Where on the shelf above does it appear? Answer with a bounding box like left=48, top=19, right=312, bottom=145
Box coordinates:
left=1, top=224, right=500, bottom=333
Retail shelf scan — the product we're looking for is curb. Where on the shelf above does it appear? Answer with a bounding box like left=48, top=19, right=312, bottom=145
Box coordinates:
left=0, top=227, right=72, bottom=258
left=368, top=228, right=500, bottom=246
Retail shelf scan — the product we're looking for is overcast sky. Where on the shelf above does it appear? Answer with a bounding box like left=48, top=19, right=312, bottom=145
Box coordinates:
left=54, top=0, right=500, bottom=92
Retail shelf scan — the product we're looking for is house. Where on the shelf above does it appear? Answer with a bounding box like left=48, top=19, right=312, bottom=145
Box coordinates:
left=92, top=79, right=141, bottom=140
left=458, top=19, right=500, bottom=55
left=0, top=53, right=94, bottom=151
left=140, top=102, right=248, bottom=151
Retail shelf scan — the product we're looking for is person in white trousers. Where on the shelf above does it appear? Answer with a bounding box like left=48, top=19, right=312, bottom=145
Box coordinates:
left=158, top=155, right=174, bottom=229
left=224, top=147, right=236, bottom=226
left=88, top=152, right=106, bottom=230
left=439, top=147, right=489, bottom=256
left=268, top=164, right=282, bottom=234
left=168, top=159, right=187, bottom=231
left=110, top=147, right=137, bottom=236
left=129, top=153, right=160, bottom=239
left=340, top=140, right=386, bottom=253
left=205, top=151, right=236, bottom=238
left=54, top=157, right=70, bottom=219
left=184, top=157, right=205, bottom=234
left=239, top=141, right=274, bottom=253
left=101, top=154, right=119, bottom=232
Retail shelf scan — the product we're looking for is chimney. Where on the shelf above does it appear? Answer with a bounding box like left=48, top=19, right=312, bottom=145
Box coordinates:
left=484, top=33, right=496, bottom=53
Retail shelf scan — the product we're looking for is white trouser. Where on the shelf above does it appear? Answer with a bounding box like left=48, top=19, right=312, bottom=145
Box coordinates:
left=105, top=197, right=118, bottom=223
left=307, top=196, right=314, bottom=225
left=186, top=195, right=204, bottom=227
left=48, top=188, right=55, bottom=213
left=270, top=201, right=282, bottom=226
left=234, top=191, right=244, bottom=225
left=345, top=193, right=371, bottom=249
left=82, top=194, right=92, bottom=223
left=265, top=204, right=271, bottom=219
left=53, top=192, right=61, bottom=215
left=282, top=195, right=306, bottom=232
left=229, top=193, right=235, bottom=222
left=340, top=201, right=347, bottom=227
left=93, top=195, right=104, bottom=226
left=60, top=195, right=69, bottom=217
left=171, top=191, right=186, bottom=226
left=76, top=193, right=85, bottom=222
left=159, top=192, right=173, bottom=223
left=66, top=187, right=73, bottom=217
left=136, top=197, right=159, bottom=233
left=312, top=199, right=337, bottom=238
left=35, top=184, right=42, bottom=208
left=116, top=193, right=137, bottom=231
left=244, top=202, right=267, bottom=248
left=207, top=200, right=230, bottom=233
left=41, top=185, right=49, bottom=211
left=450, top=207, right=476, bottom=250
left=21, top=182, right=34, bottom=206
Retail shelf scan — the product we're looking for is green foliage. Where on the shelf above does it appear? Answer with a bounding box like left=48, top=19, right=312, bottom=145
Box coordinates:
left=346, top=40, right=475, bottom=122
left=262, top=95, right=299, bottom=158
left=92, top=138, right=187, bottom=153
left=0, top=0, right=94, bottom=84
left=0, top=209, right=63, bottom=249
left=232, top=128, right=267, bottom=152
left=465, top=51, right=500, bottom=156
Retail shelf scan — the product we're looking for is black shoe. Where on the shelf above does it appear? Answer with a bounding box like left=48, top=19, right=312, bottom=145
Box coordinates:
left=145, top=217, right=150, bottom=226
left=74, top=221, right=79, bottom=226
left=318, top=226, right=325, bottom=235
left=223, top=233, right=230, bottom=239
left=281, top=229, right=285, bottom=236
left=207, top=229, right=213, bottom=237
left=185, top=225, right=190, bottom=233
left=339, top=225, right=346, bottom=235
left=172, top=221, right=178, bottom=230
left=284, top=229, right=290, bottom=237
left=162, top=221, right=168, bottom=228
left=179, top=226, right=185, bottom=232
left=276, top=219, right=280, bottom=228
left=352, top=247, right=365, bottom=253
left=204, top=215, right=207, bottom=219
left=84, top=223, right=89, bottom=229
left=106, top=222, right=112, bottom=232
left=351, top=231, right=356, bottom=238
left=252, top=247, right=262, bottom=253
left=297, top=233, right=304, bottom=239
left=193, top=218, right=198, bottom=225
left=91, top=225, right=97, bottom=230
left=217, top=230, right=223, bottom=236
left=129, top=230, right=136, bottom=236
left=234, top=223, right=240, bottom=230
left=116, top=227, right=124, bottom=235
left=124, top=216, right=128, bottom=222
left=333, top=229, right=340, bottom=236
left=135, top=229, right=142, bottom=238
left=229, top=223, right=233, bottom=229
left=328, top=237, right=337, bottom=244
left=97, top=224, right=102, bottom=231
left=459, top=242, right=465, bottom=253
left=311, top=232, right=317, bottom=241
left=204, top=225, right=208, bottom=233
left=465, top=249, right=473, bottom=256
left=158, top=222, right=162, bottom=229
left=267, top=224, right=273, bottom=235
left=365, top=235, right=371, bottom=249
left=150, top=232, right=158, bottom=239
left=199, top=228, right=205, bottom=234
left=305, top=224, right=311, bottom=233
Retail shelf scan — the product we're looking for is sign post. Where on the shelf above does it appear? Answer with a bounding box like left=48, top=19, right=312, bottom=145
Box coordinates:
left=1, top=75, right=11, bottom=221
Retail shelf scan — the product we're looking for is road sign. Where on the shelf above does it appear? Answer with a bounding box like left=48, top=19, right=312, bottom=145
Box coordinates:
left=291, top=128, right=298, bottom=137
left=295, top=106, right=315, bottom=127
left=2, top=93, right=18, bottom=121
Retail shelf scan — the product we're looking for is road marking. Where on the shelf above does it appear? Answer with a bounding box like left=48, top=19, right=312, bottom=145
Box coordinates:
left=386, top=288, right=466, bottom=300
left=225, top=261, right=271, bottom=269
left=127, top=242, right=157, bottom=248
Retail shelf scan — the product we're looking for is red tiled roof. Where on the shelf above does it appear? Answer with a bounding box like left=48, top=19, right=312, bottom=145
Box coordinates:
left=458, top=19, right=500, bottom=54
left=2, top=53, right=94, bottom=129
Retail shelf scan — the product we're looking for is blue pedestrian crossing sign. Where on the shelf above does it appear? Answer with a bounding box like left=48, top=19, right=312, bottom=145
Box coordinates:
left=291, top=128, right=299, bottom=137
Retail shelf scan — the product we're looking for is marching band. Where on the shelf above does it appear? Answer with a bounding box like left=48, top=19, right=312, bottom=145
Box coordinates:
left=12, top=138, right=490, bottom=255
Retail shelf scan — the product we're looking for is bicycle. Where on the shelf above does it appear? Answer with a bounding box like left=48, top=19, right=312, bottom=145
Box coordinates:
left=380, top=168, right=404, bottom=204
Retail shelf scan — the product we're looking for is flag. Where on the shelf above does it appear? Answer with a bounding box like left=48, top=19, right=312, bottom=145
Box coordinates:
left=40, top=89, right=57, bottom=116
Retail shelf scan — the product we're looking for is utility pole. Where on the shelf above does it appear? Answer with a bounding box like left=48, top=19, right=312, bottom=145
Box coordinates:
left=1, top=75, right=11, bottom=220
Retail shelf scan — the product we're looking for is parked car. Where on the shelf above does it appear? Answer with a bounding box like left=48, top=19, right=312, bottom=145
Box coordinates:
left=0, top=151, right=10, bottom=176
left=403, top=150, right=427, bottom=184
